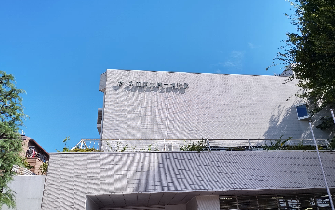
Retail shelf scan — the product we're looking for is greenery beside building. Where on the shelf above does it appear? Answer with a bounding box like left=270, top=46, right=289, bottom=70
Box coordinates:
left=0, top=71, right=26, bottom=209
left=268, top=0, right=335, bottom=131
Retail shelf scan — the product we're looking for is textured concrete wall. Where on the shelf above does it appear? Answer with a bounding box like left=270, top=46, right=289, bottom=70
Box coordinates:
left=42, top=151, right=335, bottom=209
left=2, top=175, right=45, bottom=210
left=100, top=69, right=331, bottom=140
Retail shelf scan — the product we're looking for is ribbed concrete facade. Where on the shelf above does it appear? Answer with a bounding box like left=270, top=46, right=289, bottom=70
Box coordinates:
left=41, top=70, right=335, bottom=209
left=99, top=69, right=331, bottom=140
left=41, top=151, right=335, bottom=209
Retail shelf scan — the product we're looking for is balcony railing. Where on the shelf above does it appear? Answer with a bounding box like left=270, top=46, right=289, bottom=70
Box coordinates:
left=72, top=138, right=331, bottom=152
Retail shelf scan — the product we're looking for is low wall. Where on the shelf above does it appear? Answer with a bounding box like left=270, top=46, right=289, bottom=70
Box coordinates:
left=2, top=175, right=45, bottom=210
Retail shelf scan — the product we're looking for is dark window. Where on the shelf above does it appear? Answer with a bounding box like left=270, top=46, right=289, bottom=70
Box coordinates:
left=296, top=104, right=310, bottom=120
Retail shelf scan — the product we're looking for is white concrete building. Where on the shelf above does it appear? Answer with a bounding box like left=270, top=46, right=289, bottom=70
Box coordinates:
left=98, top=69, right=330, bottom=141
left=41, top=69, right=335, bottom=210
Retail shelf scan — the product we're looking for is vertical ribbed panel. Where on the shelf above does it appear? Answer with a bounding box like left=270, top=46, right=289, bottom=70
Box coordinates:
left=87, top=154, right=101, bottom=195
left=42, top=153, right=60, bottom=209
left=74, top=154, right=87, bottom=209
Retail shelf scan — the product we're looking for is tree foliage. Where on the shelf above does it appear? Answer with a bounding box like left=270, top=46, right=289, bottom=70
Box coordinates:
left=39, top=162, right=48, bottom=175
left=0, top=71, right=26, bottom=209
left=268, top=0, right=335, bottom=129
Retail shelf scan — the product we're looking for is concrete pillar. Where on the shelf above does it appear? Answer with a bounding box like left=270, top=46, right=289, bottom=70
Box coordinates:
left=186, top=195, right=220, bottom=210
left=197, top=195, right=220, bottom=210
left=86, top=197, right=99, bottom=210
left=186, top=196, right=198, bottom=210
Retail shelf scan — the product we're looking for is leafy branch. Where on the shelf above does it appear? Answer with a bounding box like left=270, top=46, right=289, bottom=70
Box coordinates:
left=180, top=139, right=207, bottom=152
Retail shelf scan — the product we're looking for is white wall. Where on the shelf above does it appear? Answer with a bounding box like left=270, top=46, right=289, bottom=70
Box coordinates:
left=101, top=69, right=331, bottom=140
left=1, top=175, right=45, bottom=210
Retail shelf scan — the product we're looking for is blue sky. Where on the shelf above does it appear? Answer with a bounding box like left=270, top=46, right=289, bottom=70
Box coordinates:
left=0, top=0, right=295, bottom=152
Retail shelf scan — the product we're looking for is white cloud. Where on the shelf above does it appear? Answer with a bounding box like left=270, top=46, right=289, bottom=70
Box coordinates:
left=248, top=42, right=255, bottom=49
left=223, top=61, right=236, bottom=67
left=248, top=42, right=261, bottom=49
left=220, top=51, right=245, bottom=69
left=231, top=51, right=245, bottom=58
left=211, top=50, right=245, bottom=72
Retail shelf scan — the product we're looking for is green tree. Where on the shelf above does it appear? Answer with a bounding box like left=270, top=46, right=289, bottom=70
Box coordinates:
left=268, top=0, right=335, bottom=129
left=0, top=71, right=26, bottom=209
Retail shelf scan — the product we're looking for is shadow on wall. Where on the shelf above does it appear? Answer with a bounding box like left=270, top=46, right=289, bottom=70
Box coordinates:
left=263, top=105, right=311, bottom=140
left=265, top=104, right=333, bottom=141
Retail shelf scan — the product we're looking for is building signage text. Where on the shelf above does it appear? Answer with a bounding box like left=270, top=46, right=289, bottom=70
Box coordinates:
left=117, top=81, right=189, bottom=89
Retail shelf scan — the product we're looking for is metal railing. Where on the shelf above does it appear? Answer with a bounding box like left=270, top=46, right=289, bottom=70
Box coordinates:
left=72, top=138, right=331, bottom=152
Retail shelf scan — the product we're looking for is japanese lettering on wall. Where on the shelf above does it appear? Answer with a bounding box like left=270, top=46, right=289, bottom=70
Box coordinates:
left=117, top=81, right=189, bottom=89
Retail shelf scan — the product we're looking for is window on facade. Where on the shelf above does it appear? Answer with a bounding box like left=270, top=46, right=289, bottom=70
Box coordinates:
left=296, top=104, right=310, bottom=120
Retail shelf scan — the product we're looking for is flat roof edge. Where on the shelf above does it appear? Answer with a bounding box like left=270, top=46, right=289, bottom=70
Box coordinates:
left=105, top=69, right=280, bottom=77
